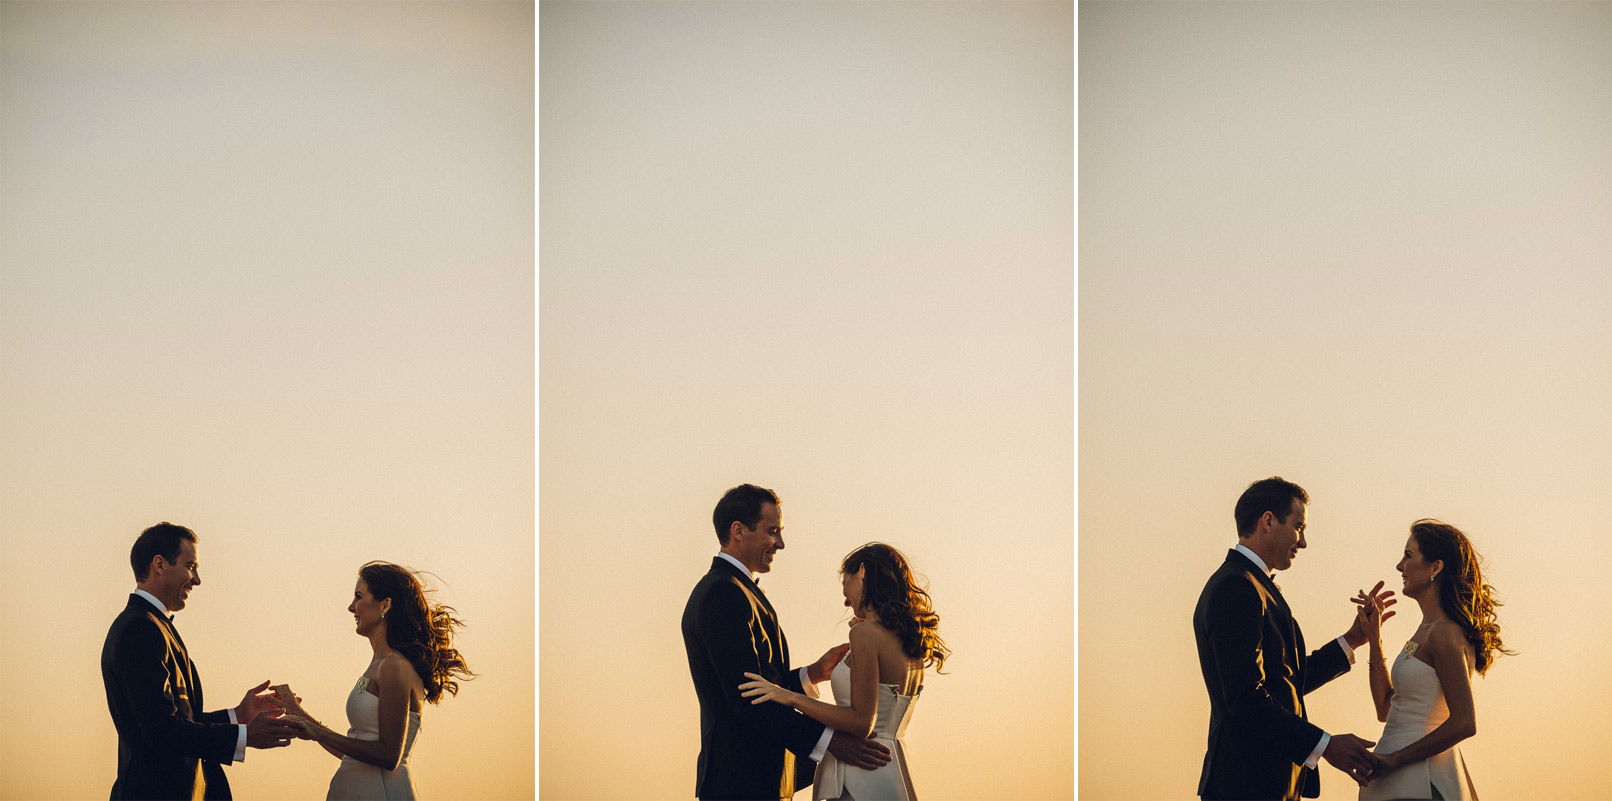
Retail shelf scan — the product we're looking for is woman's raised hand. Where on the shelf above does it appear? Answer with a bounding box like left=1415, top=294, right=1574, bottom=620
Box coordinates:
left=1350, top=580, right=1397, bottom=641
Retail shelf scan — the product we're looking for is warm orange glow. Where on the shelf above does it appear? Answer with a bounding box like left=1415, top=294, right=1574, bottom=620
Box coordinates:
left=0, top=2, right=533, bottom=799
left=1080, top=2, right=1612, bottom=799
left=539, top=2, right=1072, bottom=798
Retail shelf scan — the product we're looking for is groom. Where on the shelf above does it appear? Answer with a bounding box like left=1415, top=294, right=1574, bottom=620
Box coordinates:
left=1193, top=478, right=1381, bottom=800
left=682, top=484, right=892, bottom=801
left=101, top=522, right=298, bottom=800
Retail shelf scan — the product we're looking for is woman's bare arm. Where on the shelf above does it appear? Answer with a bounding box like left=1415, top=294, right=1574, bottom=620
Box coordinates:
left=740, top=623, right=880, bottom=737
left=291, top=656, right=416, bottom=771
left=1374, top=621, right=1477, bottom=771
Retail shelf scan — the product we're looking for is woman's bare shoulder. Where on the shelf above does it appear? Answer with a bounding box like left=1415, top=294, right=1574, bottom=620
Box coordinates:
left=850, top=619, right=897, bottom=644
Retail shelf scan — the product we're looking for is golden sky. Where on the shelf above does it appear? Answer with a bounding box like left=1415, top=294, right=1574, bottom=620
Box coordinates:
left=540, top=2, right=1072, bottom=799
left=1080, top=2, right=1612, bottom=799
left=0, top=2, right=533, bottom=799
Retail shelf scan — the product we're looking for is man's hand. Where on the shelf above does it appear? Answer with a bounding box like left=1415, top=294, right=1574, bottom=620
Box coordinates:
left=235, top=679, right=280, bottom=723
left=1321, top=733, right=1378, bottom=787
left=806, top=643, right=851, bottom=684
left=826, top=729, right=892, bottom=770
left=244, top=709, right=297, bottom=750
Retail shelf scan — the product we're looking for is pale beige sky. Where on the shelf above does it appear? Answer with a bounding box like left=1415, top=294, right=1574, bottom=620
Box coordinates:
left=1081, top=2, right=1611, bottom=799
left=540, top=2, right=1072, bottom=799
left=0, top=2, right=533, bottom=799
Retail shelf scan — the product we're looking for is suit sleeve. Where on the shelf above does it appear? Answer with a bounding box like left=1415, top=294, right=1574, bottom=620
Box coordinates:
left=1302, top=637, right=1352, bottom=695
left=696, top=581, right=826, bottom=757
left=110, top=618, right=238, bottom=764
left=1204, top=575, right=1325, bottom=767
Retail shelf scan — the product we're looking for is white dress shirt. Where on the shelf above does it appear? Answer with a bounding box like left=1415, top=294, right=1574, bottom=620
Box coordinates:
left=1231, top=545, right=1356, bottom=770
left=132, top=589, right=248, bottom=762
left=715, top=552, right=834, bottom=762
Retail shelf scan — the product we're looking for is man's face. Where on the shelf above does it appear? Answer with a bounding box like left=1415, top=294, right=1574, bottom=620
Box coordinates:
left=734, top=502, right=785, bottom=574
left=1265, top=498, right=1308, bottom=571
left=154, top=539, right=202, bottom=611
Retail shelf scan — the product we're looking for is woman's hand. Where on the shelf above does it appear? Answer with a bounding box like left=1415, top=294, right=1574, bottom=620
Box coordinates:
left=1350, top=580, right=1397, bottom=642
left=269, top=683, right=308, bottom=718
left=1369, top=749, right=1403, bottom=774
left=280, top=714, right=319, bottom=740
left=738, top=672, right=797, bottom=708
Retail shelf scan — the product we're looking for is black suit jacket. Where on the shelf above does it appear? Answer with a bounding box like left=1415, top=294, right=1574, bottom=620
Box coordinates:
left=682, top=557, right=827, bottom=800
left=1193, top=550, right=1352, bottom=801
left=101, top=594, right=239, bottom=800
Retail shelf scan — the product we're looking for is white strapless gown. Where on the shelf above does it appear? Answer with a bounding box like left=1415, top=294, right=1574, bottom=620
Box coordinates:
left=326, top=677, right=422, bottom=800
left=1359, top=640, right=1476, bottom=800
left=813, top=658, right=919, bottom=801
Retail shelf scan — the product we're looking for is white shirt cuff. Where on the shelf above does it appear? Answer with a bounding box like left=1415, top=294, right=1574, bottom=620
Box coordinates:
left=799, top=667, right=820, bottom=699
left=1306, top=731, right=1328, bottom=769
left=227, top=709, right=246, bottom=762
left=810, top=726, right=833, bottom=763
left=1338, top=635, right=1356, bottom=664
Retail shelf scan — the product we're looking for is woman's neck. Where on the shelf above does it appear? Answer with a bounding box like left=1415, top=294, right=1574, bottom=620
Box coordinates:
left=1413, top=589, right=1448, bottom=626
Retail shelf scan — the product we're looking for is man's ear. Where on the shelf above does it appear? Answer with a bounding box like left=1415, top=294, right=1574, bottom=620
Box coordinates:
left=729, top=520, right=745, bottom=543
left=148, top=554, right=166, bottom=578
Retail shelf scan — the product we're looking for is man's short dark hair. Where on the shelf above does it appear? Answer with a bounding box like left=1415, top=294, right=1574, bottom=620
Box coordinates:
left=712, top=484, right=779, bottom=545
left=1234, top=477, right=1309, bottom=537
left=131, top=523, right=197, bottom=582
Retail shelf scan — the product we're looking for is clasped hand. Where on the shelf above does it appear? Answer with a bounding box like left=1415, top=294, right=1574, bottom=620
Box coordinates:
left=264, top=683, right=320, bottom=740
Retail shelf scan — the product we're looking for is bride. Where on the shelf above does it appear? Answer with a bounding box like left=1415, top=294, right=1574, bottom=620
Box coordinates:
left=272, top=562, right=474, bottom=800
left=1354, top=520, right=1512, bottom=800
left=739, top=543, right=949, bottom=801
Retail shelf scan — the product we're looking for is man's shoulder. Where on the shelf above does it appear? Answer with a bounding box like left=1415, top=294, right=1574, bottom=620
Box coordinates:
left=1197, top=554, right=1265, bottom=606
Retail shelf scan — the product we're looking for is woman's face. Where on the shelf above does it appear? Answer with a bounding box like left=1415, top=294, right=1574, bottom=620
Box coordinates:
left=841, top=564, right=866, bottom=613
left=1396, top=535, right=1441, bottom=598
left=349, top=578, right=390, bottom=636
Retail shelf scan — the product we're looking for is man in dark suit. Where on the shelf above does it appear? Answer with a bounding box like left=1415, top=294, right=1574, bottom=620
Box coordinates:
left=100, top=522, right=297, bottom=800
left=682, top=484, right=892, bottom=801
left=1194, top=477, right=1387, bottom=800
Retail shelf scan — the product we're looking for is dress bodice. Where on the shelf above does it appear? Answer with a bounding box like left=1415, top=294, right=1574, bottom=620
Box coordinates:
left=1359, top=638, right=1476, bottom=801
left=342, top=676, right=422, bottom=758
left=1381, top=645, right=1448, bottom=736
left=827, top=657, right=919, bottom=742
left=814, top=656, right=921, bottom=800
left=325, top=676, right=422, bottom=800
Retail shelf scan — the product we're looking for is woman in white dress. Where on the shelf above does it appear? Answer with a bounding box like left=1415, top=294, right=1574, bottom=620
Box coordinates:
left=739, top=542, right=949, bottom=801
left=271, top=562, right=474, bottom=800
left=1354, top=520, right=1512, bottom=800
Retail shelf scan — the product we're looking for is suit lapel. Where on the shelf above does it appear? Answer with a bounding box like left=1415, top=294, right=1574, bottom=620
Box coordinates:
left=1227, top=552, right=1304, bottom=672
left=139, top=597, right=205, bottom=716
left=710, top=557, right=789, bottom=669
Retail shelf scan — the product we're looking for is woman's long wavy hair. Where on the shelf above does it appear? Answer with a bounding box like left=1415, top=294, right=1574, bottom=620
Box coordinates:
left=360, top=561, right=476, bottom=704
left=1410, top=520, right=1514, bottom=675
left=841, top=543, right=950, bottom=674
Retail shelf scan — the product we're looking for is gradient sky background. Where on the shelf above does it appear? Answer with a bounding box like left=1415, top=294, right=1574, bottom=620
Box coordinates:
left=1081, top=2, right=1611, bottom=800
left=0, top=2, right=532, bottom=799
left=540, top=2, right=1071, bottom=799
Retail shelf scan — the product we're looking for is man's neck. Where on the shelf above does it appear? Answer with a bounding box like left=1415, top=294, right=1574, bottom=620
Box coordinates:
left=1234, top=542, right=1274, bottom=575
left=716, top=550, right=756, bottom=576
left=133, top=587, right=171, bottom=615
